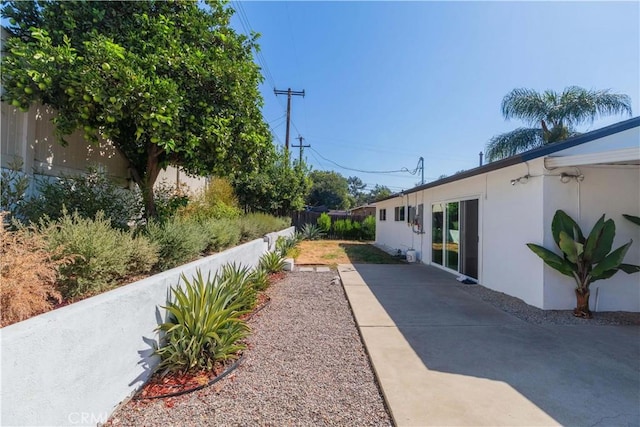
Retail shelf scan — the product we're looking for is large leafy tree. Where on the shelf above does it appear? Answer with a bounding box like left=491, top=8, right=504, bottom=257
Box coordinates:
left=233, top=149, right=311, bottom=216
left=307, top=170, right=351, bottom=210
left=1, top=1, right=272, bottom=217
left=485, top=86, right=632, bottom=162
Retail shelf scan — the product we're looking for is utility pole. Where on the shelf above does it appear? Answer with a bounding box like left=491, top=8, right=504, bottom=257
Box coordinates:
left=291, top=135, right=310, bottom=164
left=274, top=88, right=305, bottom=152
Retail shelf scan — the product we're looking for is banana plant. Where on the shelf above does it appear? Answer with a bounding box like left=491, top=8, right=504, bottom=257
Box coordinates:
left=623, top=214, right=640, bottom=226
left=527, top=210, right=640, bottom=318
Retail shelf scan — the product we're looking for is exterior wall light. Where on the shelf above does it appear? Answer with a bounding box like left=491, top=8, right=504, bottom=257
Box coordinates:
left=560, top=173, right=585, bottom=183
left=510, top=175, right=530, bottom=185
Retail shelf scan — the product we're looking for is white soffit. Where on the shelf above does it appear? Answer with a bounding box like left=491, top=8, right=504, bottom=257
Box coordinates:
left=545, top=147, right=640, bottom=168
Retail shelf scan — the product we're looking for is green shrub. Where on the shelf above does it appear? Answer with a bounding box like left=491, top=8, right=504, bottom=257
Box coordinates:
left=240, top=213, right=291, bottom=241
left=301, top=223, right=325, bottom=240
left=201, top=218, right=242, bottom=252
left=39, top=210, right=156, bottom=299
left=177, top=177, right=242, bottom=222
left=351, top=221, right=362, bottom=239
left=258, top=251, right=286, bottom=274
left=362, top=216, right=376, bottom=240
left=154, top=179, right=190, bottom=223
left=1, top=158, right=31, bottom=224
left=23, top=167, right=140, bottom=229
left=333, top=219, right=354, bottom=239
left=144, top=216, right=208, bottom=270
left=155, top=269, right=249, bottom=375
left=316, top=212, right=331, bottom=233
left=127, top=235, right=160, bottom=273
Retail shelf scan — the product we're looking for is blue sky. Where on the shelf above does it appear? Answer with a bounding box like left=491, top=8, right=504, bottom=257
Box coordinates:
left=231, top=1, right=639, bottom=193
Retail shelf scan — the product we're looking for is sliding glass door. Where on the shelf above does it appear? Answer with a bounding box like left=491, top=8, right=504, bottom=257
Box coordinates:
left=431, top=199, right=478, bottom=279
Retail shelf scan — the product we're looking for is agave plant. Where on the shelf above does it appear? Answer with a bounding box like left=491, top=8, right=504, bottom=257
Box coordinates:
left=276, top=233, right=302, bottom=258
left=217, top=263, right=257, bottom=311
left=154, top=269, right=249, bottom=375
left=249, top=267, right=270, bottom=291
left=258, top=251, right=286, bottom=274
left=527, top=210, right=639, bottom=318
left=300, top=223, right=325, bottom=241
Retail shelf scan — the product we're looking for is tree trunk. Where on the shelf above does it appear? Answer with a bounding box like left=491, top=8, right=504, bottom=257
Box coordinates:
left=129, top=143, right=164, bottom=220
left=574, top=289, right=592, bottom=319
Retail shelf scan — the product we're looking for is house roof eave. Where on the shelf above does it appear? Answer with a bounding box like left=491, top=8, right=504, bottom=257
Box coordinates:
left=376, top=116, right=640, bottom=203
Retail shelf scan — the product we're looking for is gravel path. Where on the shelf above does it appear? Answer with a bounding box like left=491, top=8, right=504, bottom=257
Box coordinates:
left=107, top=271, right=392, bottom=427
left=456, top=283, right=640, bottom=325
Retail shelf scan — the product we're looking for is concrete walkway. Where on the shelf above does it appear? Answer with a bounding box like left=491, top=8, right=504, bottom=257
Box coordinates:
left=338, top=263, right=640, bottom=427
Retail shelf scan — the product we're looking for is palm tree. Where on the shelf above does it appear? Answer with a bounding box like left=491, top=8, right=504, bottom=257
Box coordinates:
left=485, top=86, right=632, bottom=161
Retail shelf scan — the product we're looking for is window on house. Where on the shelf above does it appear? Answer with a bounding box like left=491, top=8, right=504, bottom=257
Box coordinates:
left=379, top=208, right=386, bottom=221
left=394, top=206, right=405, bottom=221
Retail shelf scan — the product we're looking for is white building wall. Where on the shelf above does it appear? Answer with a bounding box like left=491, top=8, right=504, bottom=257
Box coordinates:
left=542, top=165, right=640, bottom=311
left=474, top=161, right=547, bottom=308
left=1, top=102, right=129, bottom=183
left=155, top=166, right=208, bottom=195
left=375, top=198, right=414, bottom=256
left=376, top=160, right=548, bottom=308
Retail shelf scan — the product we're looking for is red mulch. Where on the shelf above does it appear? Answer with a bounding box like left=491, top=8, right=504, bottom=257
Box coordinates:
left=136, top=359, right=233, bottom=399
left=268, top=271, right=286, bottom=284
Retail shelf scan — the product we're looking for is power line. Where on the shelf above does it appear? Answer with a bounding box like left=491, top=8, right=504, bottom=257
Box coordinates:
left=232, top=2, right=307, bottom=146
left=267, top=113, right=287, bottom=124
left=233, top=1, right=277, bottom=88
left=308, top=147, right=422, bottom=176
left=309, top=150, right=327, bottom=170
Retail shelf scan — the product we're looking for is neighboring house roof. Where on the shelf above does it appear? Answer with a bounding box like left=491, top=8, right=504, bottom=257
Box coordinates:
left=349, top=203, right=376, bottom=212
left=378, top=116, right=640, bottom=202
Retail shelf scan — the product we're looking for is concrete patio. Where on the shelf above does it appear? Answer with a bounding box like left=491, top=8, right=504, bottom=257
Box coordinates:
left=339, top=263, right=640, bottom=427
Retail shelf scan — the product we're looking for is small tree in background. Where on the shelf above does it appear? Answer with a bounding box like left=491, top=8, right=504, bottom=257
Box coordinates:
left=233, top=149, right=311, bottom=216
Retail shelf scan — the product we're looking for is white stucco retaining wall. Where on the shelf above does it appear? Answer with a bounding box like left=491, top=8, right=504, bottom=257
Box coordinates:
left=0, top=227, right=294, bottom=427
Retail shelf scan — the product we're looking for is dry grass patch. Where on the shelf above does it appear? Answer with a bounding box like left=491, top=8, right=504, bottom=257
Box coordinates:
left=296, top=240, right=403, bottom=267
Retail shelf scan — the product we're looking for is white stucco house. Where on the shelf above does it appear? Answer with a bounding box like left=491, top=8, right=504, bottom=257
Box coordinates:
left=375, top=117, right=640, bottom=312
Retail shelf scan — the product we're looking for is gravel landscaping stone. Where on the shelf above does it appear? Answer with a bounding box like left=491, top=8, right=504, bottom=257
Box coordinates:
left=107, top=271, right=392, bottom=426
left=455, top=283, right=640, bottom=326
